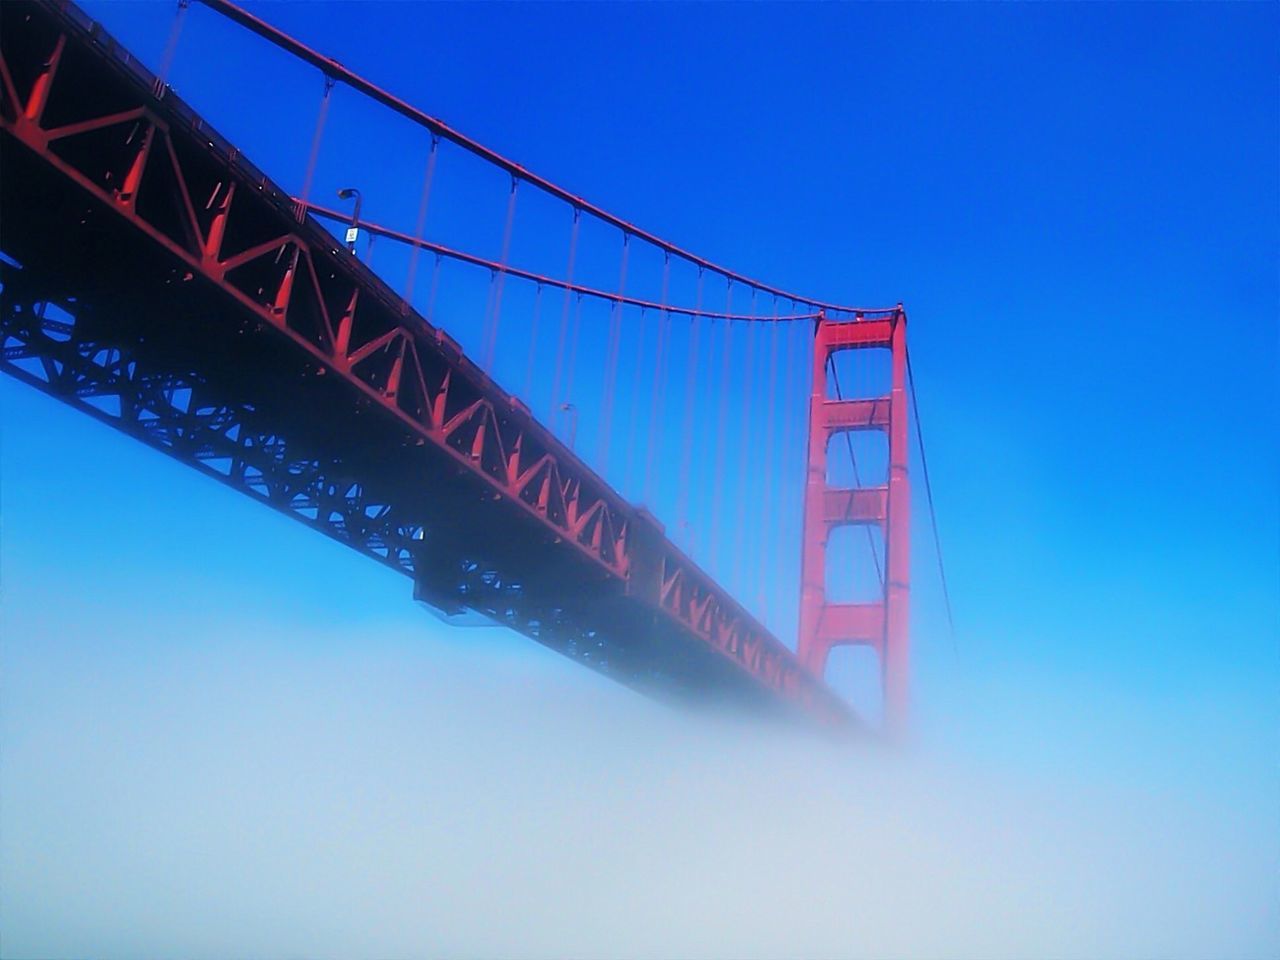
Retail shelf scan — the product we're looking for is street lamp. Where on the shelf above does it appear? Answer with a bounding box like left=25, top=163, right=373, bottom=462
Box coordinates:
left=336, top=187, right=362, bottom=254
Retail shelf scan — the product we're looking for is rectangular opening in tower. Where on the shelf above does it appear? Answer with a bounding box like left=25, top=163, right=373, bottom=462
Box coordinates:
left=825, top=345, right=891, bottom=400
left=826, top=428, right=888, bottom=489
left=824, top=522, right=886, bottom=605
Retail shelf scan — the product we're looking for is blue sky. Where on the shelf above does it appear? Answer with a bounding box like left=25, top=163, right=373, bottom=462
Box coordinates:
left=2, top=2, right=1277, bottom=955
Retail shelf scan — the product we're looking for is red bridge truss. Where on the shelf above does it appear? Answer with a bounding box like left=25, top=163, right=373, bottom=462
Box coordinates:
left=1, top=0, right=931, bottom=729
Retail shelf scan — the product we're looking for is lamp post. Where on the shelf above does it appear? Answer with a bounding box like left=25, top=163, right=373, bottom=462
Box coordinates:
left=337, top=187, right=362, bottom=254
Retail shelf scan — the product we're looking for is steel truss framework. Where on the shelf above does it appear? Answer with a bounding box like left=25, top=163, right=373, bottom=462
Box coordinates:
left=0, top=0, right=849, bottom=724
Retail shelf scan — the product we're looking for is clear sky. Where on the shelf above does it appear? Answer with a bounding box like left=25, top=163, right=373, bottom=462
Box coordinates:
left=2, top=2, right=1277, bottom=956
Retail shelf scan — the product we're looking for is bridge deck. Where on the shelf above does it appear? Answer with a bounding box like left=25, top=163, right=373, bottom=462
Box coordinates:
left=0, top=0, right=851, bottom=725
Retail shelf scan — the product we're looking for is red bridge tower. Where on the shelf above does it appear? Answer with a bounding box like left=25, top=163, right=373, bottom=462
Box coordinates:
left=798, top=308, right=910, bottom=732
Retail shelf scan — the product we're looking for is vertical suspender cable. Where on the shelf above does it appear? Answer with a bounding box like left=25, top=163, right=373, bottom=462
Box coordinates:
left=523, top=283, right=543, bottom=402
left=598, top=233, right=630, bottom=473
left=778, top=313, right=798, bottom=581
left=154, top=0, right=190, bottom=94
left=677, top=269, right=705, bottom=549
left=624, top=304, right=647, bottom=494
left=550, top=209, right=582, bottom=420
left=483, top=176, right=519, bottom=372
left=759, top=297, right=781, bottom=625
left=733, top=290, right=758, bottom=597
left=644, top=252, right=672, bottom=505
left=794, top=304, right=812, bottom=642
left=706, top=314, right=723, bottom=565
left=564, top=292, right=585, bottom=421
left=404, top=134, right=440, bottom=306
left=297, top=74, right=335, bottom=220
left=481, top=269, right=498, bottom=360
left=710, top=281, right=734, bottom=573
left=427, top=252, right=443, bottom=322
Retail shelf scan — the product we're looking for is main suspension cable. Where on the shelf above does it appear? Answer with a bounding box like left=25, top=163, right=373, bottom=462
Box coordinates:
left=197, top=0, right=885, bottom=314
left=300, top=201, right=826, bottom=322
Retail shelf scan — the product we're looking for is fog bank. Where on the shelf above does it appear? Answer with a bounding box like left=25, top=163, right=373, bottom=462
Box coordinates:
left=2, top=622, right=1275, bottom=959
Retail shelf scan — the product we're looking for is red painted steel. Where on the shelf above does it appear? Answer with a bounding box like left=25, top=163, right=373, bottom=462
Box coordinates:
left=798, top=309, right=911, bottom=732
left=0, top=0, right=853, bottom=726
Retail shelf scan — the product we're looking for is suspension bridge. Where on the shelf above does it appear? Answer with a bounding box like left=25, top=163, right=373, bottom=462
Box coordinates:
left=0, top=0, right=948, bottom=731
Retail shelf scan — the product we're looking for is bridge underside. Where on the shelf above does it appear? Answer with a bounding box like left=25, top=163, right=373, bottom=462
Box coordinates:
left=0, top=0, right=852, bottom=725
left=1, top=141, right=778, bottom=713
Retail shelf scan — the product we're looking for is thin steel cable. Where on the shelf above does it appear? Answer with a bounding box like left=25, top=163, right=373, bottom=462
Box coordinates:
left=481, top=269, right=499, bottom=362
left=677, top=269, right=705, bottom=544
left=707, top=314, right=724, bottom=566
left=300, top=201, right=836, bottom=322
left=564, top=292, right=584, bottom=417
left=550, top=209, right=582, bottom=420
left=733, top=290, right=758, bottom=597
left=907, top=344, right=958, bottom=655
left=483, top=177, right=519, bottom=371
left=759, top=298, right=781, bottom=624
left=297, top=75, right=335, bottom=217
left=598, top=234, right=630, bottom=473
left=523, top=283, right=543, bottom=402
left=624, top=304, right=647, bottom=494
left=426, top=252, right=442, bottom=322
left=155, top=0, right=190, bottom=93
left=796, top=308, right=815, bottom=641
left=776, top=313, right=799, bottom=636
left=404, top=134, right=440, bottom=305
left=709, top=283, right=734, bottom=572
left=644, top=252, right=672, bottom=503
